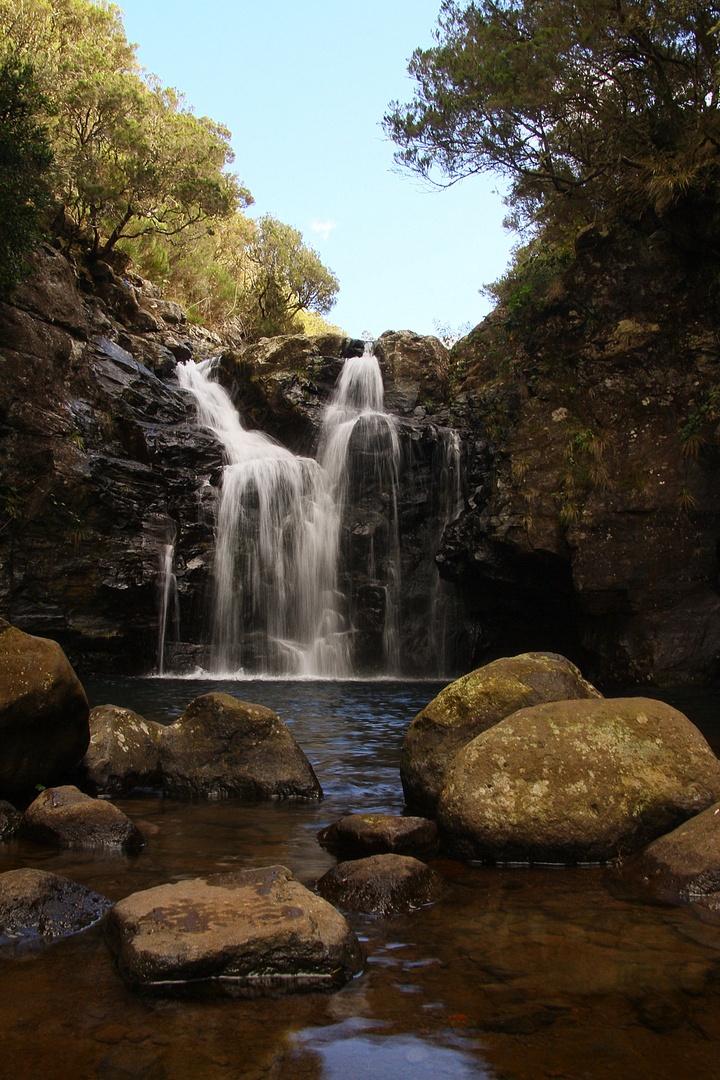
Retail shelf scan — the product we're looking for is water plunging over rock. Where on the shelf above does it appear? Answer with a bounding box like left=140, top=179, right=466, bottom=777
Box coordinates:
left=317, top=344, right=402, bottom=673
left=177, top=359, right=349, bottom=676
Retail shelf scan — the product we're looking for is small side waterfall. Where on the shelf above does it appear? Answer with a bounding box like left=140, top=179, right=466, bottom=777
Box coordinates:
left=157, top=538, right=180, bottom=675
left=177, top=359, right=350, bottom=676
left=428, top=428, right=464, bottom=672
left=318, top=344, right=402, bottom=673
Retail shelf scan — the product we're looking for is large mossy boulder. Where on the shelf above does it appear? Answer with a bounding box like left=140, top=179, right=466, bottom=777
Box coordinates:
left=617, top=801, right=720, bottom=903
left=78, top=705, right=163, bottom=796
left=0, top=621, right=90, bottom=798
left=104, top=865, right=363, bottom=994
left=22, top=785, right=144, bottom=852
left=437, top=697, right=720, bottom=865
left=401, top=652, right=601, bottom=815
left=0, top=868, right=111, bottom=947
left=158, top=693, right=322, bottom=800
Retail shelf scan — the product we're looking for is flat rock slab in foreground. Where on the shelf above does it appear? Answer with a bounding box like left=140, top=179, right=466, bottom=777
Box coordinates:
left=617, top=801, right=720, bottom=903
left=401, top=651, right=601, bottom=815
left=0, top=868, right=111, bottom=946
left=159, top=693, right=322, bottom=800
left=22, top=785, right=144, bottom=852
left=318, top=814, right=438, bottom=859
left=316, top=854, right=447, bottom=915
left=104, top=865, right=363, bottom=995
left=438, top=697, right=720, bottom=865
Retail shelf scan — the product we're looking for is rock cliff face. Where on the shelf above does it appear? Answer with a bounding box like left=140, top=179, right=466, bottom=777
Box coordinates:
left=0, top=247, right=474, bottom=677
left=439, top=218, right=720, bottom=686
left=3, top=223, right=719, bottom=686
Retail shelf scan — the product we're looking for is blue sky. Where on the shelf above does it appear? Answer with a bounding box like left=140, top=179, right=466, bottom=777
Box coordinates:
left=118, top=0, right=515, bottom=339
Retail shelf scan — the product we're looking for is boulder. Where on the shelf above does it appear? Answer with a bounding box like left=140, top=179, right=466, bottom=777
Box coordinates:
left=0, top=621, right=90, bottom=798
left=104, top=865, right=363, bottom=994
left=316, top=853, right=447, bottom=915
left=401, top=652, right=601, bottom=815
left=318, top=814, right=438, bottom=860
left=22, top=785, right=144, bottom=851
left=78, top=705, right=162, bottom=796
left=0, top=868, right=111, bottom=946
left=617, top=802, right=720, bottom=903
left=0, top=800, right=21, bottom=841
left=437, top=697, right=720, bottom=864
left=158, top=693, right=322, bottom=800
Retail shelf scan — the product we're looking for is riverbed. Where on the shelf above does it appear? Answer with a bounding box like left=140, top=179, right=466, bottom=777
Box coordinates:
left=2, top=678, right=720, bottom=1080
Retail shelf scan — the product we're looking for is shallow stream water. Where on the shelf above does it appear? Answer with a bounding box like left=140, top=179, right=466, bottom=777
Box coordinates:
left=2, top=678, right=720, bottom=1080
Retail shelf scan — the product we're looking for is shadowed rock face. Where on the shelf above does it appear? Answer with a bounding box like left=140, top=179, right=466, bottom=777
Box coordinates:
left=0, top=868, right=111, bottom=946
left=158, top=693, right=323, bottom=800
left=22, top=785, right=144, bottom=851
left=316, top=853, right=447, bottom=915
left=401, top=652, right=602, bottom=816
left=104, top=865, right=363, bottom=995
left=616, top=801, right=720, bottom=903
left=0, top=621, right=89, bottom=799
left=437, top=697, right=720, bottom=865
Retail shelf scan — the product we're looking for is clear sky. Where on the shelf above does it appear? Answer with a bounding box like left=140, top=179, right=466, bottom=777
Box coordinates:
left=117, top=0, right=515, bottom=339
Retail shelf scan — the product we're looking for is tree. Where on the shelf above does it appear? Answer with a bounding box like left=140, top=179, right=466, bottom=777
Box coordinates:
left=241, top=215, right=339, bottom=337
left=0, top=0, right=250, bottom=259
left=0, top=55, right=52, bottom=292
left=384, top=1, right=720, bottom=234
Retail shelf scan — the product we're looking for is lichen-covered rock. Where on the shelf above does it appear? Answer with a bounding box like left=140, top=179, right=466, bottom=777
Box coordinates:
left=158, top=693, right=322, bottom=800
left=0, top=800, right=22, bottom=840
left=401, top=652, right=601, bottom=816
left=437, top=697, right=720, bottom=864
left=104, top=865, right=363, bottom=994
left=316, top=853, right=447, bottom=915
left=22, top=785, right=144, bottom=851
left=78, top=705, right=162, bottom=796
left=617, top=802, right=720, bottom=903
left=0, top=621, right=90, bottom=798
left=0, top=868, right=111, bottom=946
left=318, top=814, right=438, bottom=860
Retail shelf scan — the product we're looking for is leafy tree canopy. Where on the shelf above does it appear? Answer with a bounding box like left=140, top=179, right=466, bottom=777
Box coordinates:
left=0, top=54, right=53, bottom=291
left=384, top=1, right=720, bottom=235
left=0, top=0, right=250, bottom=258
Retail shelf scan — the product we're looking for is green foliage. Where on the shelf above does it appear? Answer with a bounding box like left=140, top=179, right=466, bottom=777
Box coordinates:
left=385, top=1, right=720, bottom=236
left=679, top=387, right=720, bottom=456
left=0, top=54, right=53, bottom=292
left=0, top=0, right=249, bottom=258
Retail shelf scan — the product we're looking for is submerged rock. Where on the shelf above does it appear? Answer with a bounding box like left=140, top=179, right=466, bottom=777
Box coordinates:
left=104, top=865, right=363, bottom=994
left=318, top=814, right=438, bottom=860
left=618, top=801, right=720, bottom=903
left=316, top=853, right=447, bottom=915
left=401, top=652, right=601, bottom=815
left=437, top=697, right=720, bottom=864
left=22, top=785, right=144, bottom=851
left=0, top=621, right=90, bottom=798
left=158, top=693, right=322, bottom=800
left=78, top=705, right=163, bottom=796
left=0, top=868, right=111, bottom=946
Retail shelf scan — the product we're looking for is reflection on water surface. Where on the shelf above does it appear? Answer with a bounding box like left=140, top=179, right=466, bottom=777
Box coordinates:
left=1, top=677, right=720, bottom=1080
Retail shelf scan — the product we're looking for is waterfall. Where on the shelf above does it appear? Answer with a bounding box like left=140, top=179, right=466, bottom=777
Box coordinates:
left=317, top=344, right=402, bottom=673
left=177, top=359, right=350, bottom=676
left=428, top=428, right=463, bottom=673
left=157, top=538, right=180, bottom=675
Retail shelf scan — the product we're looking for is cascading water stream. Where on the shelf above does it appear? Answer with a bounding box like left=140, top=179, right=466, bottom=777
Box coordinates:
left=317, top=344, right=402, bottom=673
left=177, top=359, right=350, bottom=676
left=156, top=538, right=180, bottom=675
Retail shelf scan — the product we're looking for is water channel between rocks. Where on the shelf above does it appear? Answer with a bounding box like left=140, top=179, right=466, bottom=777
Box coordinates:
left=2, top=679, right=720, bottom=1080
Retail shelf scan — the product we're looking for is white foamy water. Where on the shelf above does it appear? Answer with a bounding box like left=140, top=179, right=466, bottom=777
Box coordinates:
left=177, top=359, right=350, bottom=676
